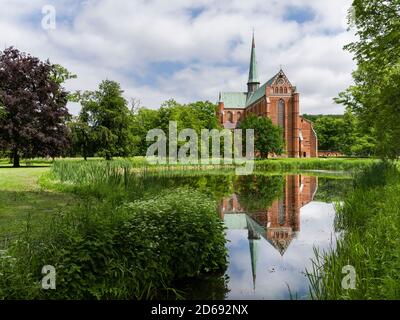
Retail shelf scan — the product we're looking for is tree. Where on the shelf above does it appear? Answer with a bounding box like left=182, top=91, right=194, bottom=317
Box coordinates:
left=129, top=99, right=221, bottom=156
left=68, top=118, right=96, bottom=160
left=338, top=109, right=376, bottom=156
left=310, top=112, right=376, bottom=156
left=313, top=116, right=343, bottom=151
left=78, top=80, right=135, bottom=160
left=130, top=107, right=160, bottom=156
left=235, top=175, right=284, bottom=213
left=336, top=0, right=400, bottom=159
left=0, top=47, right=71, bottom=167
left=240, top=114, right=284, bottom=158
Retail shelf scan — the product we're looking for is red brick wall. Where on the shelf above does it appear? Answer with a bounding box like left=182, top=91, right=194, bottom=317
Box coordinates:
left=218, top=87, right=318, bottom=158
left=219, top=102, right=245, bottom=127
left=300, top=118, right=318, bottom=158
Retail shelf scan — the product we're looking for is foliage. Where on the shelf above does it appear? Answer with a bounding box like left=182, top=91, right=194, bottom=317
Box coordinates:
left=50, top=64, right=79, bottom=102
left=254, top=158, right=376, bottom=172
left=235, top=175, right=284, bottom=213
left=130, top=107, right=160, bottom=156
left=312, top=178, right=354, bottom=203
left=336, top=0, right=400, bottom=159
left=304, top=112, right=376, bottom=156
left=240, top=114, right=284, bottom=158
left=0, top=47, right=71, bottom=167
left=76, top=80, right=136, bottom=160
left=0, top=188, right=227, bottom=300
left=130, top=99, right=221, bottom=156
left=308, top=161, right=400, bottom=299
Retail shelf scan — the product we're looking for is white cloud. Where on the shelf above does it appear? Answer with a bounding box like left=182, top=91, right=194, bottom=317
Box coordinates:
left=0, top=0, right=356, bottom=114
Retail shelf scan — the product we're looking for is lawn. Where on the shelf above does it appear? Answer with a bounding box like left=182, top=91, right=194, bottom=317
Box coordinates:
left=0, top=167, right=76, bottom=237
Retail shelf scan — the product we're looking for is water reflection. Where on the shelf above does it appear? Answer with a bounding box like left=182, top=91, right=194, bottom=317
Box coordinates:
left=219, top=175, right=337, bottom=299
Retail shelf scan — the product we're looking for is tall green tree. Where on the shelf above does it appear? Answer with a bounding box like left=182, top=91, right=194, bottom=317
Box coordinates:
left=78, top=80, right=135, bottom=160
left=240, top=114, right=284, bottom=159
left=68, top=118, right=96, bottom=160
left=336, top=0, right=400, bottom=159
left=313, top=116, right=344, bottom=151
left=130, top=99, right=220, bottom=156
left=0, top=47, right=72, bottom=167
left=130, top=107, right=160, bottom=156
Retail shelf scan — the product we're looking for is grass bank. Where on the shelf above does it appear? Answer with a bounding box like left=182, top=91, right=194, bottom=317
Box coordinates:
left=307, top=161, right=400, bottom=299
left=0, top=162, right=228, bottom=299
left=254, top=158, right=378, bottom=172
left=0, top=168, right=76, bottom=237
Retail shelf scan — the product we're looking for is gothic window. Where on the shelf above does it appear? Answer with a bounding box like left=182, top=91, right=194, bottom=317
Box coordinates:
left=284, top=87, right=288, bottom=94
left=278, top=199, right=286, bottom=226
left=280, top=87, right=283, bottom=94
left=227, top=111, right=233, bottom=123
left=274, top=87, right=278, bottom=94
left=237, top=112, right=242, bottom=120
left=228, top=198, right=233, bottom=211
left=278, top=99, right=285, bottom=130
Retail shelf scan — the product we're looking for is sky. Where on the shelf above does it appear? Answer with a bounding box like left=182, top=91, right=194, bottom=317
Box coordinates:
left=0, top=0, right=356, bottom=115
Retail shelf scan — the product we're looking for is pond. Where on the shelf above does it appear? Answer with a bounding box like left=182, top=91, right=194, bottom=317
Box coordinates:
left=169, top=173, right=352, bottom=300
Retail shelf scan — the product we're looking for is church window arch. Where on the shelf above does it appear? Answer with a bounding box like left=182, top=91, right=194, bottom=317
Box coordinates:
left=274, top=87, right=279, bottom=94
left=237, top=111, right=242, bottom=120
left=278, top=99, right=285, bottom=130
left=278, top=199, right=286, bottom=226
left=280, top=87, right=283, bottom=94
left=284, top=87, right=288, bottom=94
left=227, top=111, right=233, bottom=123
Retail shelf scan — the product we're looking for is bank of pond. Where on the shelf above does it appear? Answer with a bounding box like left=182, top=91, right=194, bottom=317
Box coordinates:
left=0, top=160, right=398, bottom=299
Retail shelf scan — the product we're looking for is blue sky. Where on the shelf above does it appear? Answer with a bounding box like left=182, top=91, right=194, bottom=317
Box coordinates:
left=0, top=0, right=356, bottom=115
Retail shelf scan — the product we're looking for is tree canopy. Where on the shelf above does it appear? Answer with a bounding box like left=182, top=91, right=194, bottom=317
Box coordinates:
left=305, top=112, right=376, bottom=156
left=130, top=99, right=220, bottom=156
left=0, top=47, right=72, bottom=167
left=240, top=114, right=284, bottom=158
left=76, top=80, right=136, bottom=160
left=336, top=0, right=400, bottom=159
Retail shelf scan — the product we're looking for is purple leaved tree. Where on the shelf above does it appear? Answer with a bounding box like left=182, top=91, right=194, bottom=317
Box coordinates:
left=0, top=47, right=71, bottom=167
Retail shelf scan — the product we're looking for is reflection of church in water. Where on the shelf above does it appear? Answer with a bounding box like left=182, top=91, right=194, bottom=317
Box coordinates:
left=219, top=175, right=318, bottom=289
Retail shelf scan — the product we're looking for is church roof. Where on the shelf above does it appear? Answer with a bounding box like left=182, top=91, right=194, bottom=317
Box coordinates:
left=246, top=82, right=267, bottom=106
left=246, top=69, right=292, bottom=107
left=219, top=92, right=247, bottom=109
left=218, top=35, right=295, bottom=111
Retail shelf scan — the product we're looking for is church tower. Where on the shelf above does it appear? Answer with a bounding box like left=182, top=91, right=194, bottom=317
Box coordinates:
left=247, top=34, right=260, bottom=94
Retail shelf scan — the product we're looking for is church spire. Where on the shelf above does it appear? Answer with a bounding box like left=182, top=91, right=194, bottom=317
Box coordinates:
left=247, top=32, right=260, bottom=94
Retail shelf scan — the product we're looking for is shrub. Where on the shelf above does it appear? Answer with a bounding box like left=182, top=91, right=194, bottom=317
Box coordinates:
left=0, top=189, right=227, bottom=300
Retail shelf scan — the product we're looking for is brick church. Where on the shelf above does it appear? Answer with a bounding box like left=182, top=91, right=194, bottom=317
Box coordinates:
left=217, top=35, right=318, bottom=158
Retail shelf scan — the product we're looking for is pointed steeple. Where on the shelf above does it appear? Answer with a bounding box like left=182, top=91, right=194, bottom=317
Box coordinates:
left=246, top=215, right=260, bottom=291
left=247, top=32, right=260, bottom=94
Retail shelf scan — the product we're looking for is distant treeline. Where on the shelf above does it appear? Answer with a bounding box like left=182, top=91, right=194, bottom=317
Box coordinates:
left=302, top=113, right=376, bottom=156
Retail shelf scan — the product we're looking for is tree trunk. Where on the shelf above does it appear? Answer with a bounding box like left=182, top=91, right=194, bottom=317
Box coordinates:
left=13, top=150, right=20, bottom=168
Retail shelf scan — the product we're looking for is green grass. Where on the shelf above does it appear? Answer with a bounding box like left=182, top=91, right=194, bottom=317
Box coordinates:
left=254, top=157, right=378, bottom=172
left=307, top=161, right=400, bottom=299
left=0, top=158, right=53, bottom=168
left=0, top=161, right=228, bottom=300
left=0, top=168, right=76, bottom=237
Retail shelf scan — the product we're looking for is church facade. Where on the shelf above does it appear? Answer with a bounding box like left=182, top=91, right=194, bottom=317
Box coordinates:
left=217, top=35, right=318, bottom=158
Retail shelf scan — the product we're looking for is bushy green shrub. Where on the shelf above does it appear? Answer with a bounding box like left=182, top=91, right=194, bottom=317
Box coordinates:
left=0, top=189, right=227, bottom=300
